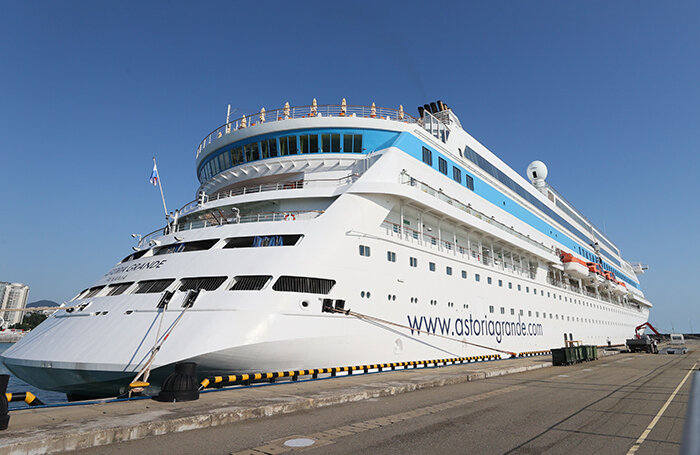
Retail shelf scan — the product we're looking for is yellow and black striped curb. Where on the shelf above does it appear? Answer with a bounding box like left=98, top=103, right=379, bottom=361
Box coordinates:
left=5, top=392, right=44, bottom=406
left=517, top=350, right=551, bottom=357
left=201, top=354, right=502, bottom=389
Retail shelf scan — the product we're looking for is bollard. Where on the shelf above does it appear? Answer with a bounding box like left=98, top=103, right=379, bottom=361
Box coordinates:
left=155, top=362, right=199, bottom=402
left=0, top=375, right=9, bottom=430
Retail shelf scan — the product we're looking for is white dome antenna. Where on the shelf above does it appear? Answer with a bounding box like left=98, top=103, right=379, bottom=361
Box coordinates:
left=526, top=161, right=548, bottom=189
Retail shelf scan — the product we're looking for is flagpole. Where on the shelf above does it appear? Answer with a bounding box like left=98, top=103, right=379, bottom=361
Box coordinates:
left=153, top=157, right=169, bottom=219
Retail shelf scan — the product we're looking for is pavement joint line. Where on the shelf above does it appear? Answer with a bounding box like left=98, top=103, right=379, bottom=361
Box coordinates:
left=625, top=359, right=699, bottom=455
left=233, top=385, right=526, bottom=454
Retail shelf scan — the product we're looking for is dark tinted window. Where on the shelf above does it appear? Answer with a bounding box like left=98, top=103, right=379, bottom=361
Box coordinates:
left=465, top=174, right=474, bottom=190
left=438, top=157, right=448, bottom=175
left=84, top=286, right=105, bottom=298
left=230, top=275, right=272, bottom=291
left=121, top=249, right=150, bottom=263
left=452, top=166, right=461, bottom=183
left=224, top=235, right=303, bottom=249
left=154, top=239, right=218, bottom=256
left=105, top=282, right=134, bottom=296
left=422, top=147, right=432, bottom=166
left=134, top=279, right=175, bottom=294
left=272, top=276, right=336, bottom=294
left=179, top=276, right=227, bottom=292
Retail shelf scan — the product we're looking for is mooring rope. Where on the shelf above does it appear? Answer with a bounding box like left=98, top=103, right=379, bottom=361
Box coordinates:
left=330, top=307, right=518, bottom=357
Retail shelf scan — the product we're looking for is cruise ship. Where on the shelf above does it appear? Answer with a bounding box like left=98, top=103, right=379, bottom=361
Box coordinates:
left=2, top=100, right=651, bottom=399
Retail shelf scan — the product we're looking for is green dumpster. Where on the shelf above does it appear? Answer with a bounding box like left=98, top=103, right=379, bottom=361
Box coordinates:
left=591, top=345, right=598, bottom=360
left=551, top=348, right=568, bottom=366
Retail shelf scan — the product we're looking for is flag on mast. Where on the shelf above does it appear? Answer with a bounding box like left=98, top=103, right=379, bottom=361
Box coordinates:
left=149, top=162, right=159, bottom=186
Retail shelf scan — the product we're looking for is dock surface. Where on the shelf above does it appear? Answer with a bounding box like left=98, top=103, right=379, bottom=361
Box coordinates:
left=3, top=343, right=698, bottom=454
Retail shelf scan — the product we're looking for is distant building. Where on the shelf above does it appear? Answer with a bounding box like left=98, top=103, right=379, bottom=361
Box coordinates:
left=0, top=282, right=30, bottom=328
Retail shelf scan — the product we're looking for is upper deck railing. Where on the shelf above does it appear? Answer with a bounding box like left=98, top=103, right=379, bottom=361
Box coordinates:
left=196, top=103, right=418, bottom=159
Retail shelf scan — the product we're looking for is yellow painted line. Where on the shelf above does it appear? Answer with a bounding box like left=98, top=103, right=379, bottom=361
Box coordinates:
left=626, top=360, right=698, bottom=455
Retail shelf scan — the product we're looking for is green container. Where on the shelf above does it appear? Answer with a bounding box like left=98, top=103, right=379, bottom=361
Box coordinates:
left=565, top=346, right=578, bottom=364
left=591, top=345, right=598, bottom=360
left=551, top=348, right=567, bottom=366
left=575, top=346, right=584, bottom=362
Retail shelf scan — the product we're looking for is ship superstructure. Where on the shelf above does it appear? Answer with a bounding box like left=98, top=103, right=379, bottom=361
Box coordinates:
left=2, top=100, right=651, bottom=398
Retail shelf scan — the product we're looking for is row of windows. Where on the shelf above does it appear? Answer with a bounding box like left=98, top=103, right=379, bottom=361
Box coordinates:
left=199, top=132, right=364, bottom=183
left=422, top=147, right=474, bottom=191
left=75, top=274, right=336, bottom=301
left=121, top=235, right=304, bottom=263
left=460, top=145, right=623, bottom=272
left=362, top=245, right=634, bottom=313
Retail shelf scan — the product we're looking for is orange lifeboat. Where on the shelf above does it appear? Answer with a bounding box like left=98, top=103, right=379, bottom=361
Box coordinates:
left=560, top=253, right=589, bottom=279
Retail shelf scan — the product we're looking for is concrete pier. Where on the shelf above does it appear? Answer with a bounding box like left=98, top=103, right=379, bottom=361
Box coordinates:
left=1, top=344, right=697, bottom=455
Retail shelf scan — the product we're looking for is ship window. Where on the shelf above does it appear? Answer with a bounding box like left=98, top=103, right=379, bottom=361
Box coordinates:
left=261, top=139, right=278, bottom=159
left=498, top=279, right=503, bottom=287
left=331, top=134, right=341, bottom=152
left=429, top=262, right=436, bottom=272
left=500, top=307, right=505, bottom=314
left=409, top=257, right=418, bottom=267
left=244, top=143, right=260, bottom=162
left=518, top=284, right=521, bottom=291
left=121, top=248, right=150, bottom=263
left=510, top=308, right=515, bottom=315
left=422, top=147, right=432, bottom=166
left=272, top=276, right=336, bottom=294
left=134, top=279, right=175, bottom=294
left=230, top=275, right=272, bottom=291
left=359, top=245, right=371, bottom=257
left=387, top=251, right=396, bottom=262
left=84, top=286, right=105, bottom=299
left=489, top=305, right=494, bottom=313
left=465, top=174, right=474, bottom=191
left=487, top=277, right=492, bottom=284
left=475, top=274, right=480, bottom=282
left=179, top=276, right=228, bottom=292
left=299, top=134, right=319, bottom=154
left=461, top=270, right=467, bottom=279
left=222, top=150, right=231, bottom=168
left=105, top=282, right=134, bottom=296
left=446, top=266, right=452, bottom=275
left=438, top=157, right=448, bottom=175
left=508, top=282, right=513, bottom=289
left=154, top=239, right=218, bottom=256
left=452, top=167, right=461, bottom=183
left=343, top=134, right=362, bottom=153
left=279, top=136, right=298, bottom=156
left=224, top=235, right=303, bottom=248
left=321, top=134, right=341, bottom=153
left=232, top=147, right=244, bottom=164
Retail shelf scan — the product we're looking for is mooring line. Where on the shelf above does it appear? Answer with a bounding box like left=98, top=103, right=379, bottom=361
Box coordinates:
left=330, top=307, right=518, bottom=357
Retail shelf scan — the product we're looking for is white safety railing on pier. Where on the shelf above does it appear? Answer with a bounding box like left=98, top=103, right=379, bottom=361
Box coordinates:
left=196, top=104, right=418, bottom=159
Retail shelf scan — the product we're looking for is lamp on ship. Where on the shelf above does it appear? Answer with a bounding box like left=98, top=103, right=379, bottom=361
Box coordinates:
left=259, top=107, right=265, bottom=124
left=340, top=98, right=347, bottom=116
left=283, top=102, right=290, bottom=119
left=311, top=98, right=317, bottom=117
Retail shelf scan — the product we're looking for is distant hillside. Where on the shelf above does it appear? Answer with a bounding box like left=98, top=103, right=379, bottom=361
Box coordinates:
left=26, top=300, right=59, bottom=308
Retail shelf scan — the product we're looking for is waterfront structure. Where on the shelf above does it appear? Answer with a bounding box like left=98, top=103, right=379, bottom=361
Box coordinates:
left=0, top=282, right=29, bottom=328
left=2, top=100, right=651, bottom=398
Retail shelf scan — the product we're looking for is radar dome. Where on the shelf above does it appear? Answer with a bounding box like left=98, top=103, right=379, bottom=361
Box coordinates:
left=526, top=161, right=548, bottom=186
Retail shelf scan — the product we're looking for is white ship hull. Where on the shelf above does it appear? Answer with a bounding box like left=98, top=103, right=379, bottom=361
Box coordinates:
left=2, top=102, right=651, bottom=398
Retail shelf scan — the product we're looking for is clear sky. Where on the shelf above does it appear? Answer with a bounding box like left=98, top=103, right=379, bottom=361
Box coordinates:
left=1, top=1, right=697, bottom=332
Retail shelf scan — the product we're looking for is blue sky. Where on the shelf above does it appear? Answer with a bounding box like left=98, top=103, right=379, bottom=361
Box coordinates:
left=1, top=1, right=697, bottom=332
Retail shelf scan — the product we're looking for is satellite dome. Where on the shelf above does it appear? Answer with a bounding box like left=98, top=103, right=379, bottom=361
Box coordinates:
left=526, top=161, right=548, bottom=187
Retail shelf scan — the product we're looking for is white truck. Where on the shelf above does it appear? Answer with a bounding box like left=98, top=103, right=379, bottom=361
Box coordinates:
left=670, top=334, right=685, bottom=345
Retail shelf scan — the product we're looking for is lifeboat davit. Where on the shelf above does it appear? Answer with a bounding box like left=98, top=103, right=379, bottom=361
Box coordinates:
left=560, top=253, right=589, bottom=279
left=612, top=280, right=627, bottom=295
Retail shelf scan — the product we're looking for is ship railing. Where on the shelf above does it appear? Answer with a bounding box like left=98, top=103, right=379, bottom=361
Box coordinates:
left=204, top=174, right=361, bottom=203
left=382, top=221, right=540, bottom=281
left=137, top=210, right=324, bottom=248
left=196, top=104, right=418, bottom=158
left=399, top=172, right=554, bottom=256
left=173, top=210, right=324, bottom=234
